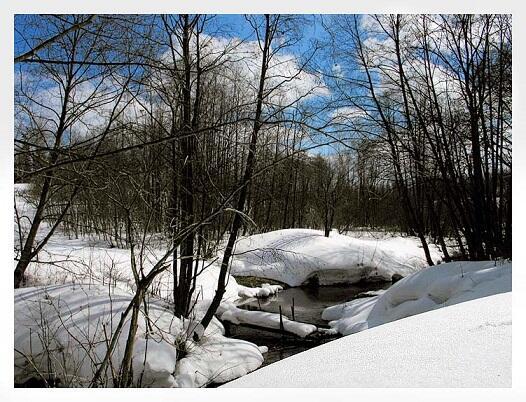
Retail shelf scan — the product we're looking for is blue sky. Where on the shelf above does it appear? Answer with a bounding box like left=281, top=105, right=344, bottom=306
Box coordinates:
left=15, top=14, right=333, bottom=67
left=14, top=14, right=358, bottom=156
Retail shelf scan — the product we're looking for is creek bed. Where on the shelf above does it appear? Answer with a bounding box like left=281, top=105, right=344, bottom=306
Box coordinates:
left=230, top=281, right=392, bottom=366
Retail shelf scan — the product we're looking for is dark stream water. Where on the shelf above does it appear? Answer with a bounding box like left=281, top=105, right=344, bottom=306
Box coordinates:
left=227, top=281, right=392, bottom=368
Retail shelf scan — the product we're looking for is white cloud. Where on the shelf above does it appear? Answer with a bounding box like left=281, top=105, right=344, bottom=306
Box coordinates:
left=16, top=29, right=331, bottom=144
left=329, top=106, right=367, bottom=124
left=159, top=32, right=330, bottom=109
left=15, top=69, right=144, bottom=143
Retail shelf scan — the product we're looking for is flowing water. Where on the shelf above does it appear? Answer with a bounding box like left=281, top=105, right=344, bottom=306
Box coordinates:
left=228, top=281, right=392, bottom=368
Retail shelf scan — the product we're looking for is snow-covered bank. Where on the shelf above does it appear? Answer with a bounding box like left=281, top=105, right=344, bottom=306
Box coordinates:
left=237, top=283, right=283, bottom=298
left=229, top=229, right=443, bottom=286
left=223, top=292, right=512, bottom=387
left=218, top=302, right=318, bottom=338
left=22, top=244, right=243, bottom=305
left=16, top=184, right=511, bottom=388
left=14, top=284, right=266, bottom=387
left=323, top=260, right=511, bottom=335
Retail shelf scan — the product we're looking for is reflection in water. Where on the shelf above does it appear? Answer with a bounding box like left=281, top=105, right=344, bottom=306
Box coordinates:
left=209, top=282, right=393, bottom=386
left=227, top=282, right=391, bottom=368
left=237, top=282, right=391, bottom=326
left=228, top=325, right=321, bottom=366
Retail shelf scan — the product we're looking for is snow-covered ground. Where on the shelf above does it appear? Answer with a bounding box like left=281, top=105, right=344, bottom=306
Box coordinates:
left=228, top=228, right=443, bottom=286
left=323, top=260, right=511, bottom=335
left=14, top=184, right=276, bottom=387
left=14, top=283, right=267, bottom=387
left=15, top=283, right=182, bottom=387
left=15, top=184, right=441, bottom=296
left=224, top=292, right=512, bottom=387
left=14, top=183, right=274, bottom=308
left=14, top=184, right=512, bottom=388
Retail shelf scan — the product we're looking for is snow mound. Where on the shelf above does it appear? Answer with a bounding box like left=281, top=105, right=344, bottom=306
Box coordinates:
left=229, top=229, right=442, bottom=286
left=218, top=302, right=318, bottom=338
left=323, top=260, right=511, bottom=335
left=224, top=292, right=511, bottom=387
left=14, top=284, right=266, bottom=387
left=22, top=246, right=240, bottom=310
left=175, top=335, right=265, bottom=387
left=15, top=284, right=182, bottom=387
left=237, top=283, right=283, bottom=298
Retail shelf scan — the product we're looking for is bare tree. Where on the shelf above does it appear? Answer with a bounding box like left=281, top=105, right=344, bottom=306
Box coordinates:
left=14, top=15, right=143, bottom=287
left=324, top=14, right=511, bottom=260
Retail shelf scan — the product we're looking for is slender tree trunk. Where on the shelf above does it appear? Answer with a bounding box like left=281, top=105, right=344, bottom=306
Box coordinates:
left=173, top=15, right=198, bottom=317
left=197, top=15, right=273, bottom=338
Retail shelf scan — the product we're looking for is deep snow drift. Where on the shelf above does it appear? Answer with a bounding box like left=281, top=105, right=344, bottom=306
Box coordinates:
left=14, top=284, right=266, bottom=387
left=322, top=260, right=511, bottom=335
left=224, top=292, right=512, bottom=387
left=228, top=228, right=443, bottom=286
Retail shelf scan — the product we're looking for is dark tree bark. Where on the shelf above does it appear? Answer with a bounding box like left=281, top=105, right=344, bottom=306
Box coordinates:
left=197, top=14, right=275, bottom=338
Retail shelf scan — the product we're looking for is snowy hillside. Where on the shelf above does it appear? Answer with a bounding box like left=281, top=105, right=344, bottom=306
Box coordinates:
left=224, top=292, right=512, bottom=387
left=229, top=228, right=443, bottom=286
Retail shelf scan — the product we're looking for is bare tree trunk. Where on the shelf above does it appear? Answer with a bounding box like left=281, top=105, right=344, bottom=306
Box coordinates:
left=197, top=15, right=274, bottom=338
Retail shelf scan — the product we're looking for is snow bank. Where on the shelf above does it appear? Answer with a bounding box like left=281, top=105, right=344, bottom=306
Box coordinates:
left=22, top=244, right=241, bottom=309
left=14, top=185, right=293, bottom=387
left=15, top=183, right=242, bottom=308
left=17, top=185, right=284, bottom=310
left=224, top=292, right=512, bottom=387
left=237, top=283, right=283, bottom=298
left=22, top=242, right=284, bottom=308
left=356, top=289, right=387, bottom=298
left=14, top=284, right=265, bottom=387
left=15, top=284, right=182, bottom=387
left=175, top=336, right=266, bottom=387
left=229, top=229, right=442, bottom=286
left=218, top=302, right=318, bottom=338
left=323, top=260, right=511, bottom=335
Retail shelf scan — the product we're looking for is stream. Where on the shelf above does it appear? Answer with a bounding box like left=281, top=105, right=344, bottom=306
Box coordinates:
left=228, top=281, right=392, bottom=368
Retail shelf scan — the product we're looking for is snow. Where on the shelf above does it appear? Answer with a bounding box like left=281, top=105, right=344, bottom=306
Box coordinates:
left=14, top=184, right=512, bottom=388
left=174, top=336, right=266, bottom=387
left=228, top=228, right=443, bottom=287
left=356, top=289, right=387, bottom=298
left=223, top=292, right=512, bottom=387
left=218, top=302, right=318, bottom=338
left=14, top=283, right=267, bottom=387
left=15, top=183, right=281, bottom=308
left=16, top=183, right=239, bottom=307
left=21, top=241, right=241, bottom=307
left=13, top=184, right=289, bottom=387
left=237, top=283, right=283, bottom=298
left=15, top=283, right=182, bottom=387
left=323, top=260, right=511, bottom=335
